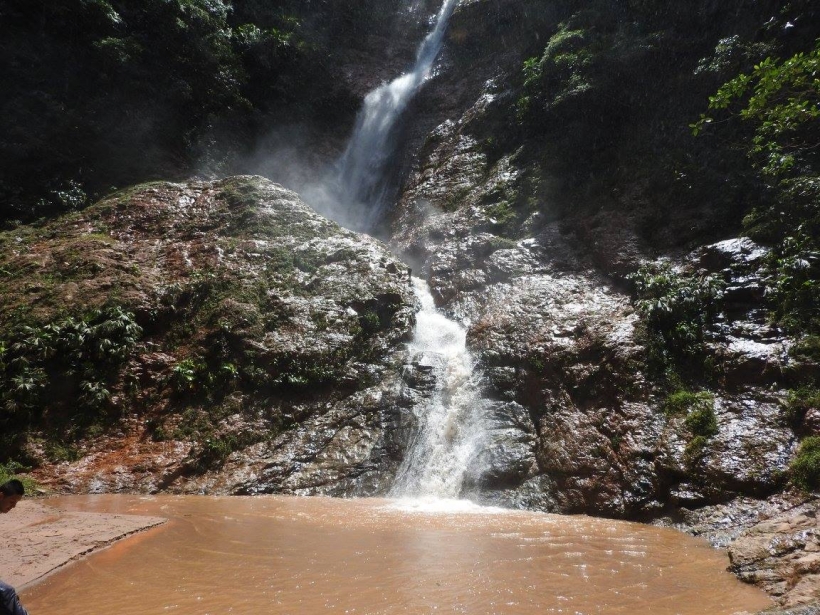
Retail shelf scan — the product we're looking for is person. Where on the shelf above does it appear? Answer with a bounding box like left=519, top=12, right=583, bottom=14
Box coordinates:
left=0, top=479, right=29, bottom=615
left=0, top=479, right=24, bottom=513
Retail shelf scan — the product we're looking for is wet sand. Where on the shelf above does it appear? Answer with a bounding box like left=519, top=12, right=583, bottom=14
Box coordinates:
left=0, top=499, right=166, bottom=589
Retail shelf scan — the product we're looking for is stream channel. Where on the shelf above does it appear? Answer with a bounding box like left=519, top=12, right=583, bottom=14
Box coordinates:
left=20, top=1, right=775, bottom=612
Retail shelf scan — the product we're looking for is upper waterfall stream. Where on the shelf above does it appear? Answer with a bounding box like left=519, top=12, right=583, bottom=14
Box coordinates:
left=309, top=0, right=490, bottom=502
left=310, top=0, right=458, bottom=232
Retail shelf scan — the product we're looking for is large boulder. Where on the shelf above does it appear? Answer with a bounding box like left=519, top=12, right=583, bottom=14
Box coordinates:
left=0, top=176, right=417, bottom=495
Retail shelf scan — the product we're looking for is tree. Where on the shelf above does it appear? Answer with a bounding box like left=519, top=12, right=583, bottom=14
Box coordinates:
left=692, top=39, right=820, bottom=178
left=693, top=40, right=820, bottom=332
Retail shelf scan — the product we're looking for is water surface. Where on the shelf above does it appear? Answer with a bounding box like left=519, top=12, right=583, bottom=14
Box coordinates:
left=23, top=495, right=770, bottom=614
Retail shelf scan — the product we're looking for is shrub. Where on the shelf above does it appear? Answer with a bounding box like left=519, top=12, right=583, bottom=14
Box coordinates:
left=663, top=389, right=719, bottom=463
left=790, top=436, right=820, bottom=492
left=629, top=264, right=724, bottom=372
left=685, top=404, right=719, bottom=438
left=694, top=40, right=820, bottom=334
left=783, top=386, right=820, bottom=428
left=171, top=358, right=209, bottom=392
left=767, top=235, right=820, bottom=334
left=790, top=335, right=820, bottom=362
left=0, top=461, right=38, bottom=494
left=0, top=306, right=141, bottom=416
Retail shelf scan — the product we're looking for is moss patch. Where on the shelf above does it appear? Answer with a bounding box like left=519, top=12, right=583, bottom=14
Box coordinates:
left=790, top=436, right=820, bottom=492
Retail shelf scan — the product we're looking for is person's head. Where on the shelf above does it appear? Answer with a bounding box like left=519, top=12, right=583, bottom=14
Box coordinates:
left=0, top=479, right=24, bottom=513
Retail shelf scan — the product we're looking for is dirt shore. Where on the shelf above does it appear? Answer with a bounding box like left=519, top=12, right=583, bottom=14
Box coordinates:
left=0, top=499, right=166, bottom=589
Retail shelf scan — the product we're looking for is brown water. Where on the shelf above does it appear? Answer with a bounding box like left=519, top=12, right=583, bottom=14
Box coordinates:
left=23, top=495, right=770, bottom=615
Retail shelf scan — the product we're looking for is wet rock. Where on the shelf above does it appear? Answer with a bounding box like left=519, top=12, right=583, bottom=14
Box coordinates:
left=7, top=176, right=417, bottom=495
left=228, top=377, right=408, bottom=497
left=696, top=237, right=770, bottom=273
left=469, top=401, right=537, bottom=488
left=729, top=498, right=820, bottom=610
left=387, top=15, right=813, bottom=532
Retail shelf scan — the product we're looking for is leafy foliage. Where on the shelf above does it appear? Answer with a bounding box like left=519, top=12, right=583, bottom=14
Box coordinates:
left=502, top=0, right=818, bottom=250
left=662, top=389, right=719, bottom=461
left=684, top=404, right=719, bottom=438
left=517, top=22, right=595, bottom=119
left=0, top=461, right=39, bottom=494
left=782, top=386, right=820, bottom=429
left=692, top=40, right=820, bottom=177
left=0, top=306, right=142, bottom=432
left=663, top=390, right=714, bottom=417
left=629, top=264, right=724, bottom=368
left=766, top=236, right=820, bottom=333
left=0, top=0, right=363, bottom=223
left=694, top=38, right=820, bottom=333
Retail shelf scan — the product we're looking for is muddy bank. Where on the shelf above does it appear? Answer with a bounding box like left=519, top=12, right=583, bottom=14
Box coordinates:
left=0, top=499, right=165, bottom=589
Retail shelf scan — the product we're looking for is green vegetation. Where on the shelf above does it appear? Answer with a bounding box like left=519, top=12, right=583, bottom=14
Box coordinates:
left=765, top=237, right=820, bottom=334
left=783, top=386, right=820, bottom=428
left=790, top=436, right=820, bottom=492
left=0, top=0, right=373, bottom=224
left=629, top=264, right=724, bottom=375
left=0, top=306, right=141, bottom=415
left=0, top=305, right=141, bottom=462
left=684, top=435, right=712, bottom=464
left=517, top=21, right=596, bottom=120
left=684, top=404, right=719, bottom=438
left=494, top=0, right=818, bottom=253
left=694, top=37, right=820, bottom=333
left=663, top=390, right=714, bottom=417
left=791, top=335, right=820, bottom=362
left=692, top=40, right=820, bottom=179
left=662, top=389, right=719, bottom=463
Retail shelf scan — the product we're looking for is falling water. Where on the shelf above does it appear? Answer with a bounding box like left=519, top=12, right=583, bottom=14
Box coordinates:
left=326, top=0, right=459, bottom=232
left=312, top=0, right=491, bottom=499
left=390, top=279, right=491, bottom=499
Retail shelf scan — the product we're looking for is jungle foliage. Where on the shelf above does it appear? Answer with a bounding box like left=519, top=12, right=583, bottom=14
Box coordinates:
left=0, top=0, right=392, bottom=224
left=511, top=0, right=817, bottom=248
left=694, top=37, right=820, bottom=333
left=628, top=263, right=724, bottom=375
left=0, top=306, right=142, bottom=456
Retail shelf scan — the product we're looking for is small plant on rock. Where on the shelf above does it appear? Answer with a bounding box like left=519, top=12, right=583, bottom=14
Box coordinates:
left=684, top=404, right=719, bottom=438
left=783, top=386, right=820, bottom=429
left=629, top=263, right=724, bottom=375
left=663, top=389, right=714, bottom=416
left=790, top=436, right=820, bottom=492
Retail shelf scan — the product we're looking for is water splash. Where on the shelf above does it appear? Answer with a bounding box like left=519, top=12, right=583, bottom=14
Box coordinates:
left=311, top=0, right=459, bottom=232
left=390, top=278, right=490, bottom=499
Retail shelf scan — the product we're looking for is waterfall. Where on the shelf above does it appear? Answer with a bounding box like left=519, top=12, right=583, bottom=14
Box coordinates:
left=390, top=278, right=490, bottom=499
left=319, top=0, right=459, bottom=232
left=311, top=0, right=488, bottom=499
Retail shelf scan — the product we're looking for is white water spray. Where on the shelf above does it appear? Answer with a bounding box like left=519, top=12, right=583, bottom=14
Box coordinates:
left=312, top=0, right=459, bottom=232
left=390, top=279, right=490, bottom=499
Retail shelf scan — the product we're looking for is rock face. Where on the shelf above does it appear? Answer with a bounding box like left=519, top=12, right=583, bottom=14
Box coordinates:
left=729, top=499, right=820, bottom=610
left=0, top=176, right=417, bottom=495
left=388, top=63, right=804, bottom=519
left=2, top=0, right=819, bottom=609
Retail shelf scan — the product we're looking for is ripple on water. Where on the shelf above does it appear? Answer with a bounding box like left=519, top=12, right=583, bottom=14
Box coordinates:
left=21, top=495, right=772, bottom=615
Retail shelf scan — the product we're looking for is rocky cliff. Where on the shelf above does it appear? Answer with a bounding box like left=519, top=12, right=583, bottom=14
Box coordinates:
left=0, top=177, right=417, bottom=495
